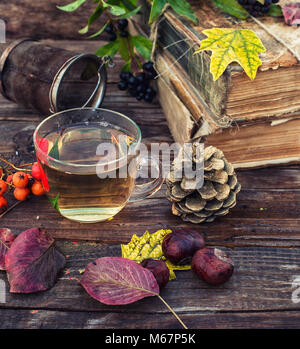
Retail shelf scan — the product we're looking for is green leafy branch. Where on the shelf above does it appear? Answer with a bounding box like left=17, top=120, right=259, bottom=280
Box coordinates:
left=57, top=0, right=198, bottom=73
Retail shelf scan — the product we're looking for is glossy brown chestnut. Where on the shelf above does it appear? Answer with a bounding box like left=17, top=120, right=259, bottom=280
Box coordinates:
left=162, top=229, right=205, bottom=265
left=191, top=248, right=234, bottom=285
left=141, top=258, right=170, bottom=289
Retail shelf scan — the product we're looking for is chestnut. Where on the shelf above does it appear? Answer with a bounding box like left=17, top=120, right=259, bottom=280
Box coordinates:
left=162, top=229, right=205, bottom=265
left=141, top=258, right=169, bottom=289
left=191, top=248, right=234, bottom=285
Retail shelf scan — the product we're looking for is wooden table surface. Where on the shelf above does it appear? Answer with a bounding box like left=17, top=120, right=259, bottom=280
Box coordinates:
left=0, top=40, right=300, bottom=329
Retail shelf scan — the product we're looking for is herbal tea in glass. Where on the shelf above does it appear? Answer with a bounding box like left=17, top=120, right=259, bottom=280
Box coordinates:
left=34, top=108, right=163, bottom=223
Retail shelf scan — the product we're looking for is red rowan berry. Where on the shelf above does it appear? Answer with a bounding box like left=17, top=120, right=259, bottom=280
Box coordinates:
left=0, top=196, right=8, bottom=213
left=6, top=174, right=13, bottom=184
left=0, top=179, right=7, bottom=195
left=13, top=187, right=30, bottom=201
left=31, top=181, right=45, bottom=196
left=12, top=172, right=29, bottom=188
left=31, top=162, right=42, bottom=181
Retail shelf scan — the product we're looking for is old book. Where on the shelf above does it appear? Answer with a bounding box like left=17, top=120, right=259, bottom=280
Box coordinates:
left=133, top=0, right=300, bottom=124
left=156, top=53, right=300, bottom=168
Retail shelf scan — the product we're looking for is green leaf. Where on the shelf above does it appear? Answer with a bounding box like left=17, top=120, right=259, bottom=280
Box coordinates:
left=256, top=0, right=264, bottom=4
left=210, top=0, right=249, bottom=20
left=88, top=21, right=109, bottom=38
left=267, top=4, right=283, bottom=17
left=122, top=0, right=138, bottom=11
left=48, top=137, right=59, bottom=160
left=167, top=0, right=198, bottom=24
left=194, top=28, right=266, bottom=81
left=102, top=0, right=127, bottom=16
left=118, top=37, right=132, bottom=62
left=121, top=61, right=132, bottom=72
left=116, top=5, right=142, bottom=19
left=49, top=193, right=60, bottom=212
left=109, top=6, right=127, bottom=16
left=95, top=41, right=120, bottom=58
left=57, top=0, right=87, bottom=12
left=149, top=0, right=167, bottom=24
left=132, top=35, right=153, bottom=60
left=79, top=5, right=104, bottom=34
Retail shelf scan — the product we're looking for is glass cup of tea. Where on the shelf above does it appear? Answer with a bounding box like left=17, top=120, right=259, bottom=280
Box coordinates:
left=33, top=108, right=163, bottom=223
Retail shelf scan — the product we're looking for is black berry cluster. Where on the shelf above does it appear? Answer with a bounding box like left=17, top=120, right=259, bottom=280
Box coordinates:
left=105, top=19, right=129, bottom=41
left=238, top=0, right=279, bottom=17
left=118, top=61, right=157, bottom=103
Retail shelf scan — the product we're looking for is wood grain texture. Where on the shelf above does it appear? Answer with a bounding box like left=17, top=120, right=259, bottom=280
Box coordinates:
left=0, top=0, right=107, bottom=40
left=0, top=243, right=299, bottom=329
left=1, top=309, right=300, bottom=329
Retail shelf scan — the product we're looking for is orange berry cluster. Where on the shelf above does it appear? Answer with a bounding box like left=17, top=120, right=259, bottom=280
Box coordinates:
left=0, top=162, right=45, bottom=213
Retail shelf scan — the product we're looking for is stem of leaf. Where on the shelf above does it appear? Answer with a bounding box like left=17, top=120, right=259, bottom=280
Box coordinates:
left=19, top=162, right=34, bottom=168
left=125, top=36, right=142, bottom=72
left=157, top=295, right=188, bottom=329
left=0, top=158, right=32, bottom=173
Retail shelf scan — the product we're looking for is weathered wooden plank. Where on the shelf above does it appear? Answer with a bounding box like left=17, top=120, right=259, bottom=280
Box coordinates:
left=1, top=186, right=300, bottom=247
left=0, top=243, right=299, bottom=315
left=1, top=1, right=106, bottom=40
left=1, top=308, right=300, bottom=329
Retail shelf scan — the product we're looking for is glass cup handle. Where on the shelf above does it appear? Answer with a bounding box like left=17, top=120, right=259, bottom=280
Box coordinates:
left=129, top=155, right=164, bottom=202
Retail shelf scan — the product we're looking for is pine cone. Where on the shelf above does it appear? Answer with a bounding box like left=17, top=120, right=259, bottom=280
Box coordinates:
left=166, top=145, right=241, bottom=224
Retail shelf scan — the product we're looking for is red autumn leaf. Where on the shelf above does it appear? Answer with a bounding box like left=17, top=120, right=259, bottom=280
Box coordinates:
left=81, top=257, right=159, bottom=305
left=0, top=228, right=16, bottom=270
left=36, top=138, right=49, bottom=192
left=38, top=138, right=49, bottom=154
left=282, top=3, right=300, bottom=26
left=5, top=228, right=66, bottom=293
left=37, top=159, right=49, bottom=192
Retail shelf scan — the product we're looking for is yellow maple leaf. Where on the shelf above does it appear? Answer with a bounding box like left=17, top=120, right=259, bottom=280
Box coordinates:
left=165, top=260, right=191, bottom=280
left=194, top=28, right=266, bottom=81
left=121, top=229, right=191, bottom=280
left=121, top=229, right=171, bottom=263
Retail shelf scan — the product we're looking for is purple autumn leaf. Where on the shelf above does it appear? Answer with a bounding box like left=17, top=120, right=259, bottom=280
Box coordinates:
left=5, top=228, right=66, bottom=293
left=282, top=3, right=300, bottom=26
left=0, top=228, right=16, bottom=270
left=81, top=257, right=159, bottom=305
